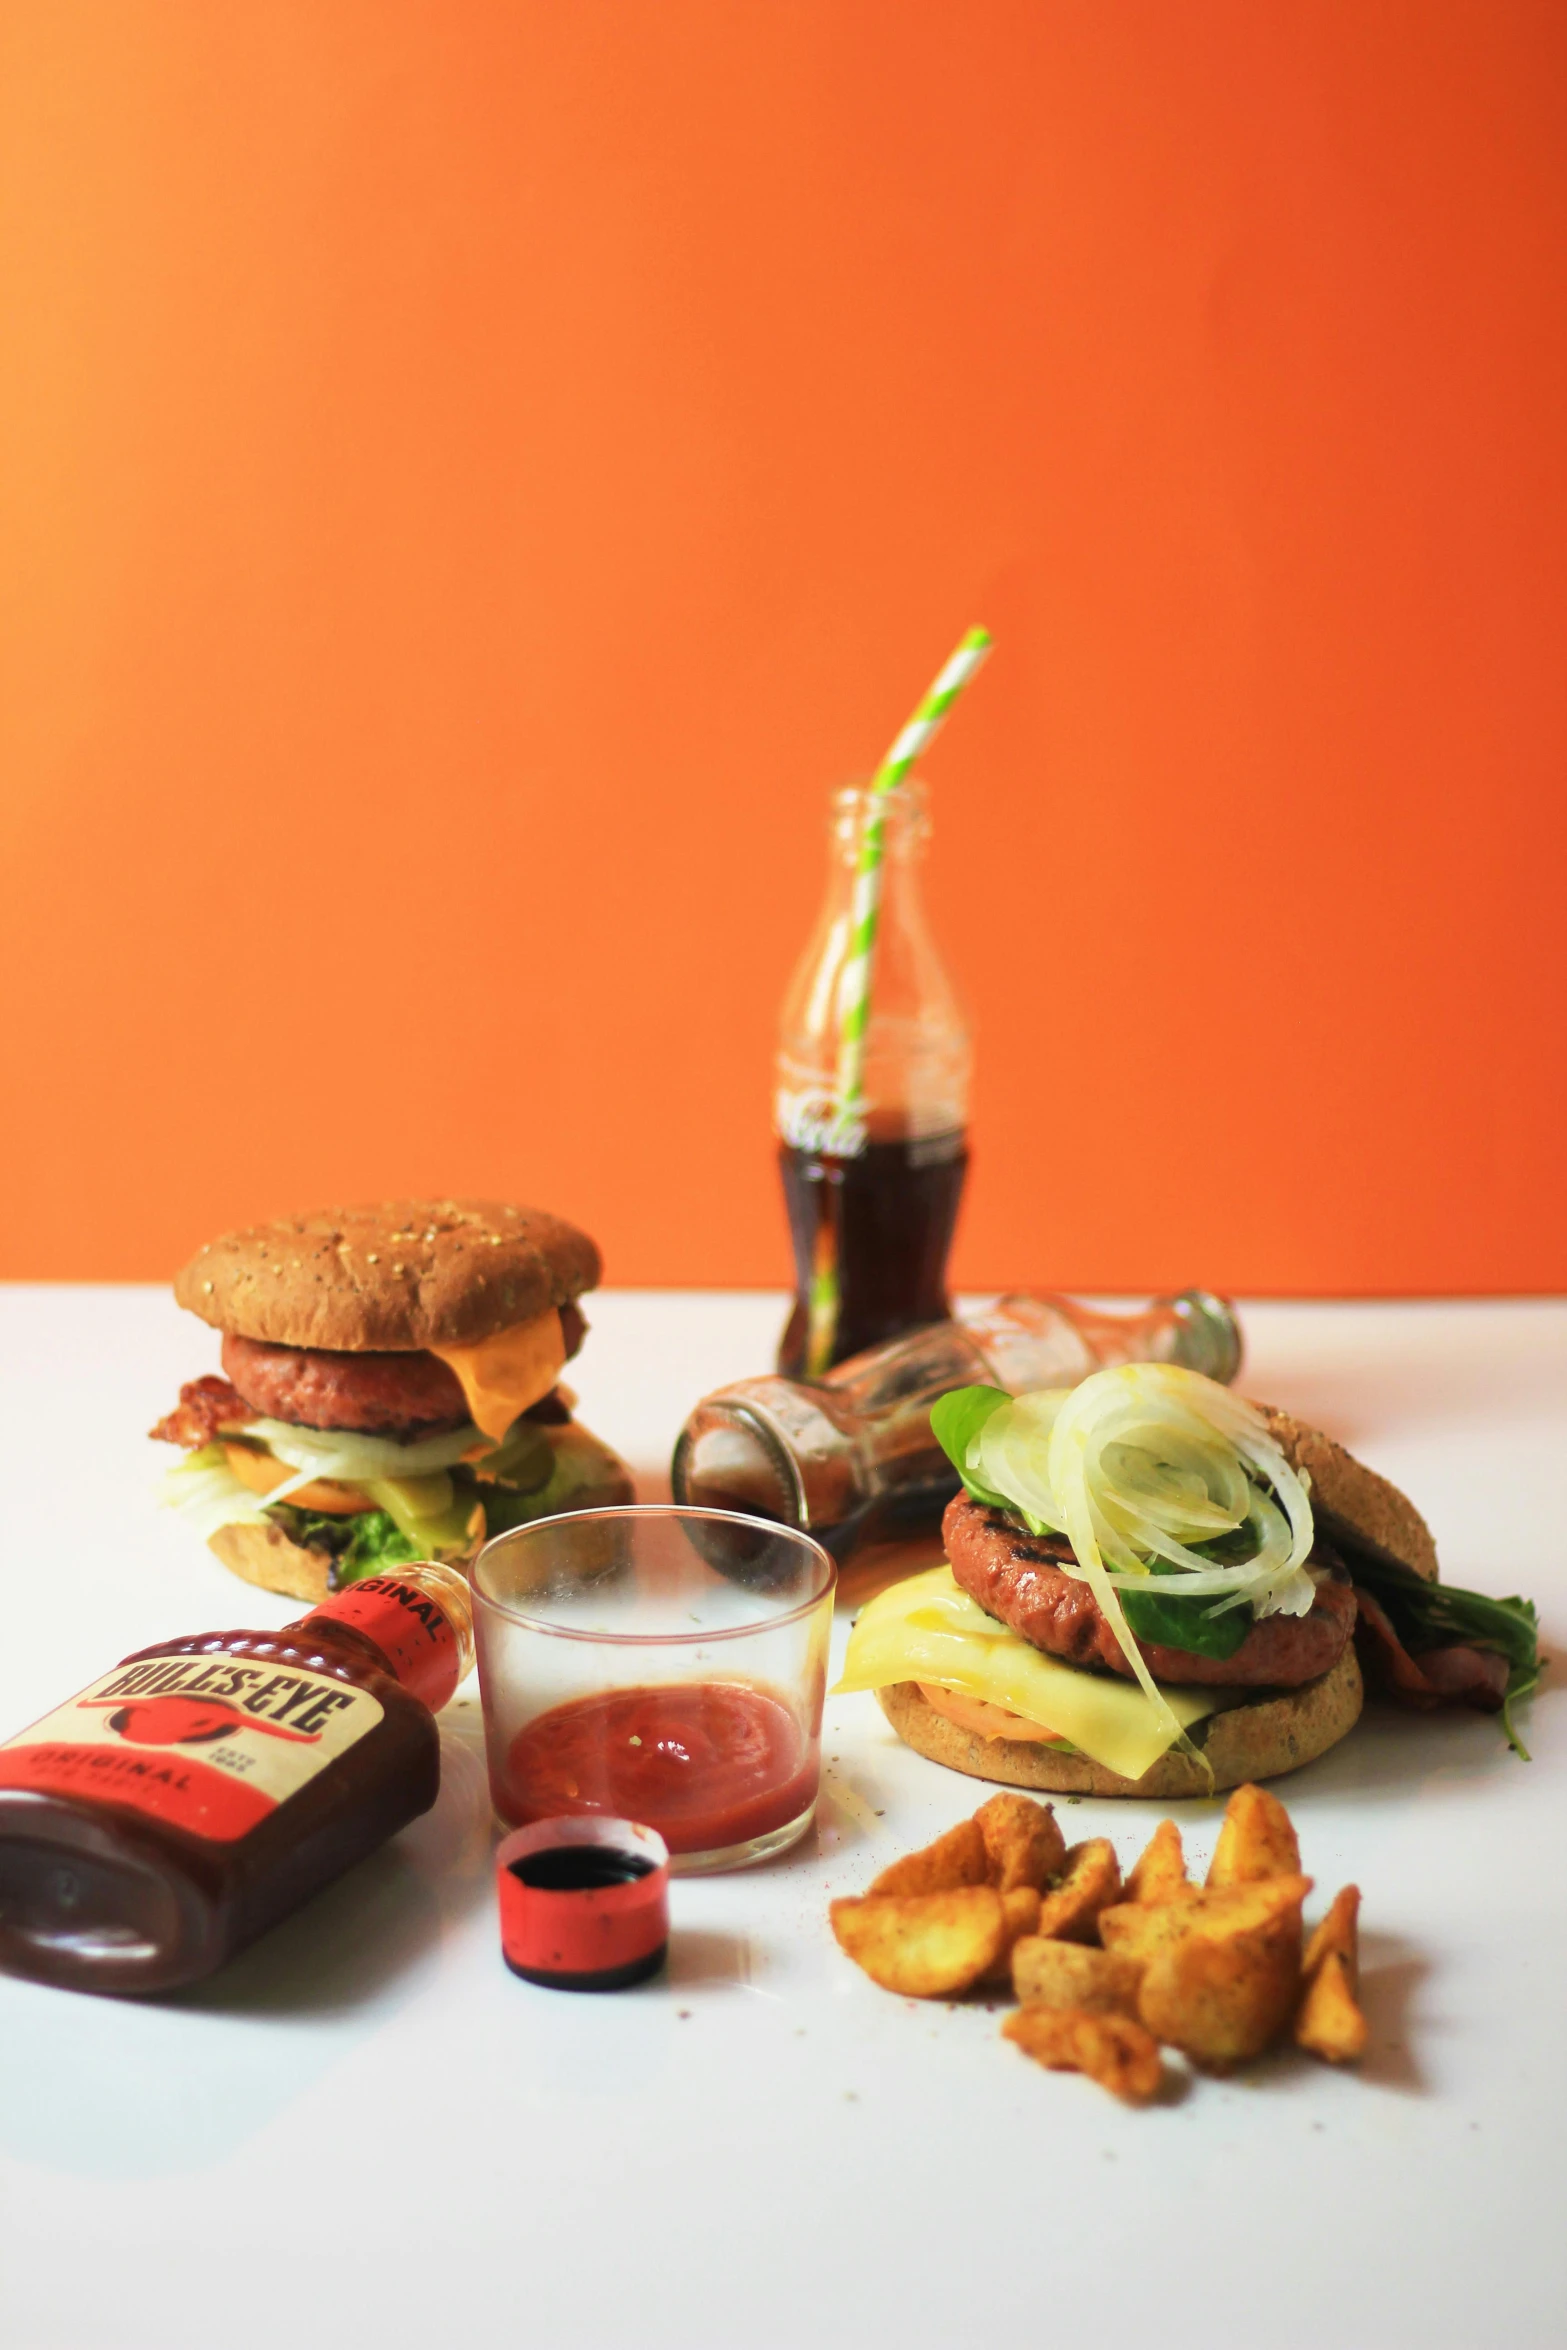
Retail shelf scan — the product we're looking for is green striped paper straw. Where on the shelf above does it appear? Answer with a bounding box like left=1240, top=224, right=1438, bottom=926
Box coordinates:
left=803, top=623, right=991, bottom=1374
left=833, top=622, right=992, bottom=1122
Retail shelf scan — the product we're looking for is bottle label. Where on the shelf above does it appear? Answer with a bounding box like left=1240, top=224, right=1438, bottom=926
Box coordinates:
left=0, top=1657, right=384, bottom=1842
left=775, top=1085, right=866, bottom=1158
left=306, top=1576, right=462, bottom=1713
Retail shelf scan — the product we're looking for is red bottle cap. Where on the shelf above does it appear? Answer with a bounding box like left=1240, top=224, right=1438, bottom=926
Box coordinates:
left=496, top=1818, right=669, bottom=1991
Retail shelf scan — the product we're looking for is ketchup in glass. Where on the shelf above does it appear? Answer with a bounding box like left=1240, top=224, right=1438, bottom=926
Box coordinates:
left=501, top=1682, right=818, bottom=1856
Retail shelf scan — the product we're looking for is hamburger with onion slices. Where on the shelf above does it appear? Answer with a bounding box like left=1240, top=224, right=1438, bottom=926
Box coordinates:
left=151, top=1199, right=633, bottom=1602
left=837, top=1365, right=1538, bottom=1795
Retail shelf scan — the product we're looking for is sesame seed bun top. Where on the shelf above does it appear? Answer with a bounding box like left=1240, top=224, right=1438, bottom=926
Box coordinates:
left=173, top=1199, right=602, bottom=1352
left=1259, top=1405, right=1438, bottom=1584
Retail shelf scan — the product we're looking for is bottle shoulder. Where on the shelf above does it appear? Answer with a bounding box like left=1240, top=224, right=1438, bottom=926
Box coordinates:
left=118, top=1626, right=406, bottom=1700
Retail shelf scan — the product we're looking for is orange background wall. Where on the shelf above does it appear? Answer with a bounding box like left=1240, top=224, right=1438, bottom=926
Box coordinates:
left=3, top=2, right=1564, bottom=1294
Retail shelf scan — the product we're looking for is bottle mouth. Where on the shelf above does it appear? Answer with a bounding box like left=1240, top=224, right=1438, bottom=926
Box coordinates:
left=829, top=776, right=930, bottom=856
left=1169, top=1290, right=1244, bottom=1386
left=670, top=1406, right=805, bottom=1531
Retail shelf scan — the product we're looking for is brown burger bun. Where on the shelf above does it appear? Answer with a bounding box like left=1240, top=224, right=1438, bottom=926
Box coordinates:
left=1259, top=1405, right=1437, bottom=1584
left=875, top=1645, right=1365, bottom=1799
left=175, top=1199, right=601, bottom=1353
left=207, top=1519, right=344, bottom=1606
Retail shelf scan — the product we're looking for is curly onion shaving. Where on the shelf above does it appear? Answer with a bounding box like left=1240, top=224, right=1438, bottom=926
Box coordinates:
left=967, top=1364, right=1316, bottom=1750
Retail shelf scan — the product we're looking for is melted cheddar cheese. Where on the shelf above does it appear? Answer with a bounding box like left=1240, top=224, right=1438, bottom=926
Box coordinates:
left=429, top=1310, right=568, bottom=1443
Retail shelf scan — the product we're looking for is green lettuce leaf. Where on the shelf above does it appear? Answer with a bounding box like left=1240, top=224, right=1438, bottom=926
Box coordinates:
left=265, top=1504, right=422, bottom=1587
left=1346, top=1547, right=1541, bottom=1758
left=929, top=1386, right=1017, bottom=1515
left=1120, top=1578, right=1253, bottom=1661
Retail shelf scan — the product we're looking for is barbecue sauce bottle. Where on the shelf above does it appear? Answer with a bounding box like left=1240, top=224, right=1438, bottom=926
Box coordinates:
left=0, top=1564, right=473, bottom=1997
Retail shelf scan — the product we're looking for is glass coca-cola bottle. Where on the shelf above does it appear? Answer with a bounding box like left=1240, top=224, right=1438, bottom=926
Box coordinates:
left=775, top=778, right=970, bottom=1376
left=673, top=1289, right=1242, bottom=1557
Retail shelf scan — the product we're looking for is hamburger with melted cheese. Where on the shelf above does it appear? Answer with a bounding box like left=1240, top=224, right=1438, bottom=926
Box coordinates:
left=151, top=1199, right=633, bottom=1602
left=838, top=1364, right=1537, bottom=1795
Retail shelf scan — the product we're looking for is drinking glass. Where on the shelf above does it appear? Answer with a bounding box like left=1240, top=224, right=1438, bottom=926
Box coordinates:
left=472, top=1506, right=836, bottom=1874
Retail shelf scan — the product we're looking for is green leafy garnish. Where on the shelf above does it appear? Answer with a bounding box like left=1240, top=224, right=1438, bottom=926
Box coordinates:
left=1121, top=1569, right=1253, bottom=1661
left=1345, top=1544, right=1542, bottom=1758
left=929, top=1386, right=1023, bottom=1516
left=265, top=1505, right=422, bottom=1587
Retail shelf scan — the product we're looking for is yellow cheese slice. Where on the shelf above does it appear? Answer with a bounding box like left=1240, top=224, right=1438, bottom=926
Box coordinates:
left=429, top=1310, right=567, bottom=1444
left=834, top=1566, right=1228, bottom=1783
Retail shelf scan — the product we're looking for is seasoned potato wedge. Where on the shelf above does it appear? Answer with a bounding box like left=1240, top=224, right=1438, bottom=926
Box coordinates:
left=1100, top=1874, right=1313, bottom=1965
left=1206, top=1783, right=1301, bottom=1889
left=1125, top=1817, right=1190, bottom=1906
left=979, top=1886, right=1046, bottom=1987
left=1296, top=1886, right=1366, bottom=2063
left=832, top=1784, right=1374, bottom=2097
left=1003, top=2005, right=1163, bottom=2105
left=973, top=1792, right=1066, bottom=1892
left=830, top=1887, right=1007, bottom=1997
left=868, top=1818, right=990, bottom=1898
left=1012, top=1936, right=1144, bottom=2018
left=1002, top=1885, right=1043, bottom=1943
left=1135, top=1891, right=1308, bottom=2068
left=1036, top=1838, right=1122, bottom=1945
left=1295, top=1949, right=1368, bottom=2064
left=1302, top=1884, right=1361, bottom=1990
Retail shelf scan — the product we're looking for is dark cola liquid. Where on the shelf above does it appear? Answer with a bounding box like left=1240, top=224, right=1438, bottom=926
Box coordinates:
left=510, top=1847, right=655, bottom=1892
left=777, top=1130, right=968, bottom=1375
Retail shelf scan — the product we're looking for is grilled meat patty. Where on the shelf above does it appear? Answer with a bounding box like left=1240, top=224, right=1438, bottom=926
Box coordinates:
left=943, top=1493, right=1357, bottom=1687
left=219, top=1301, right=587, bottom=1435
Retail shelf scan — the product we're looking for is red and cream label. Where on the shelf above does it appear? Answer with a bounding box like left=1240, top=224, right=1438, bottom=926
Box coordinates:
left=0, top=1655, right=383, bottom=1842
left=307, top=1577, right=461, bottom=1713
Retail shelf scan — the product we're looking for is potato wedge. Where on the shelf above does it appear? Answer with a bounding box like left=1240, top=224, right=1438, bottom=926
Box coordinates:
left=1302, top=1884, right=1361, bottom=1991
left=1002, top=1885, right=1043, bottom=1942
left=1036, top=1838, right=1122, bottom=1944
left=830, top=1887, right=1007, bottom=1997
left=979, top=1886, right=1046, bottom=1987
left=1125, top=1817, right=1189, bottom=1906
left=1003, top=2006, right=1163, bottom=2105
left=1205, top=1782, right=1301, bottom=1889
left=1012, top=1936, right=1144, bottom=2018
left=973, top=1792, right=1066, bottom=1892
left=1100, top=1874, right=1313, bottom=1965
left=868, top=1817, right=990, bottom=1898
left=1295, top=1948, right=1368, bottom=2064
left=1136, top=1892, right=1307, bottom=2068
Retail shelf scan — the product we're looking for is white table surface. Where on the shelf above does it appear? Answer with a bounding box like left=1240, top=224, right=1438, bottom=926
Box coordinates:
left=0, top=1287, right=1563, bottom=2350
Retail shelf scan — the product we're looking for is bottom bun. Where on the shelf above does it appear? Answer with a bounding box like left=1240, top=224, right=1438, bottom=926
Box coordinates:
left=875, top=1644, right=1364, bottom=1798
left=208, top=1521, right=486, bottom=1606
left=208, top=1520, right=339, bottom=1605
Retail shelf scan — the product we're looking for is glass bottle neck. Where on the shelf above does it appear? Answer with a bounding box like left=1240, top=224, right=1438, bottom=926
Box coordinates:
left=291, top=1562, right=475, bottom=1715
left=825, top=778, right=932, bottom=868
left=777, top=777, right=970, bottom=1153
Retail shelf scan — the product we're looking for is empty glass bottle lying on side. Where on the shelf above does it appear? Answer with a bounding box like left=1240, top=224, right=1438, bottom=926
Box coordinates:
left=671, top=1290, right=1242, bottom=1558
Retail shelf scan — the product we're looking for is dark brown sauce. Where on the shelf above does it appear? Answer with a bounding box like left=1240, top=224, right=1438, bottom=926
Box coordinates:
left=509, top=1846, right=655, bottom=1892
